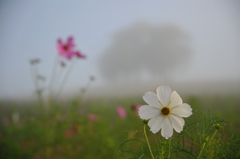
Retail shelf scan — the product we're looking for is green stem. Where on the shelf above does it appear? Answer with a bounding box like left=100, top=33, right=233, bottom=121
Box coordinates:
left=161, top=143, right=164, bottom=159
left=154, top=134, right=161, bottom=157
left=144, top=124, right=155, bottom=159
left=56, top=58, right=77, bottom=101
left=77, top=78, right=94, bottom=105
left=48, top=55, right=59, bottom=93
left=197, top=130, right=217, bottom=159
left=167, top=137, right=172, bottom=159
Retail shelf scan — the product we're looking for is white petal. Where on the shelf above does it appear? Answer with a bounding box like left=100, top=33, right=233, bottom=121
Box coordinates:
left=169, top=91, right=183, bottom=108
left=168, top=115, right=184, bottom=133
left=138, top=105, right=160, bottom=119
left=156, top=86, right=172, bottom=106
left=161, top=117, right=173, bottom=139
left=143, top=92, right=162, bottom=109
left=171, top=103, right=192, bottom=117
left=148, top=115, right=164, bottom=133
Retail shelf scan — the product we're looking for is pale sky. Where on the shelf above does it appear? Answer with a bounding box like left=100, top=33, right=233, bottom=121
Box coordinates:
left=0, top=0, right=240, bottom=99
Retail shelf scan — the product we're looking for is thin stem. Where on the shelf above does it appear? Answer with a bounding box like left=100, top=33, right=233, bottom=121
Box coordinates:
left=30, top=63, right=44, bottom=114
left=77, top=78, right=94, bottom=104
left=30, top=65, right=37, bottom=90
left=46, top=55, right=58, bottom=110
left=154, top=134, right=161, bottom=157
left=197, top=142, right=206, bottom=159
left=48, top=55, right=59, bottom=92
left=197, top=130, right=217, bottom=159
left=55, top=58, right=77, bottom=100
left=53, top=64, right=64, bottom=93
left=144, top=124, right=155, bottom=159
left=167, top=138, right=172, bottom=159
left=161, top=139, right=164, bottom=159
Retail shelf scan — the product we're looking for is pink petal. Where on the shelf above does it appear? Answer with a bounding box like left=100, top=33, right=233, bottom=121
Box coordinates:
left=135, top=105, right=141, bottom=116
left=88, top=113, right=99, bottom=122
left=75, top=51, right=86, bottom=58
left=66, top=51, right=75, bottom=60
left=117, top=106, right=127, bottom=119
left=57, top=46, right=65, bottom=55
left=57, top=38, right=63, bottom=45
left=67, top=36, right=75, bottom=47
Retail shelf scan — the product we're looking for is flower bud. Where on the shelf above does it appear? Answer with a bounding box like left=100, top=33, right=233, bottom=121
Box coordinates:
left=214, top=124, right=222, bottom=129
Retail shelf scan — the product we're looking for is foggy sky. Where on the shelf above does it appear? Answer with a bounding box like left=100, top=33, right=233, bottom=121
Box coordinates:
left=0, top=1, right=240, bottom=99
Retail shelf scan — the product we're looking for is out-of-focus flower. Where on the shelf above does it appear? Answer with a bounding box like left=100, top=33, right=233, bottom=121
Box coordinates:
left=71, top=121, right=80, bottom=133
left=89, top=75, right=95, bottom=81
left=60, top=61, right=66, bottom=67
left=37, top=75, right=46, bottom=81
left=135, top=105, right=141, bottom=116
left=88, top=113, right=99, bottom=122
left=130, top=104, right=137, bottom=110
left=2, top=117, right=10, bottom=126
left=57, top=36, right=85, bottom=60
left=130, top=104, right=142, bottom=116
left=64, top=129, right=74, bottom=139
left=12, top=111, right=20, bottom=125
left=30, top=58, right=40, bottom=65
left=138, top=85, right=192, bottom=139
left=128, top=130, right=137, bottom=139
left=117, top=106, right=127, bottom=119
left=64, top=121, right=80, bottom=139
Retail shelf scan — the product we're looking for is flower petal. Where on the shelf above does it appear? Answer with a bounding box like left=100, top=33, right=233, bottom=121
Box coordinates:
left=66, top=51, right=75, bottom=60
left=161, top=117, right=173, bottom=139
left=168, top=115, right=184, bottom=133
left=117, top=106, right=127, bottom=119
left=156, top=86, right=172, bottom=106
left=57, top=39, right=63, bottom=45
left=143, top=92, right=162, bottom=109
left=148, top=115, right=164, bottom=133
left=67, top=36, right=75, bottom=47
left=75, top=51, right=86, bottom=58
left=171, top=103, right=192, bottom=117
left=169, top=91, right=183, bottom=108
left=138, top=105, right=160, bottom=119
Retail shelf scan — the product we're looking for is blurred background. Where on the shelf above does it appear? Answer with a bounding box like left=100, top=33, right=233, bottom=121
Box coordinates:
left=0, top=0, right=240, bottom=100
left=1, top=1, right=240, bottom=158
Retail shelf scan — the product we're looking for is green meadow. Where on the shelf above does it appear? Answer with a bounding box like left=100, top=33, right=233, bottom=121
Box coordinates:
left=0, top=94, right=240, bottom=159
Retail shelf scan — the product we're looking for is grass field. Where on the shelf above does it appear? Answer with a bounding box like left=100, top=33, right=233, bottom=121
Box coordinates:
left=0, top=94, right=240, bottom=159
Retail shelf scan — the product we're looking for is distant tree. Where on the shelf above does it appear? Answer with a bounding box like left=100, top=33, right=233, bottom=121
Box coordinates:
left=98, top=21, right=192, bottom=82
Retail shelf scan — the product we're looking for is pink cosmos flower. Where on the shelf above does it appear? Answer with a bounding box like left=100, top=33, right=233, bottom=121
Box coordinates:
left=57, top=36, right=86, bottom=60
left=88, top=113, right=99, bottom=122
left=64, top=129, right=74, bottom=139
left=135, top=105, right=142, bottom=116
left=117, top=106, right=127, bottom=119
left=2, top=117, right=9, bottom=126
left=130, top=104, right=142, bottom=116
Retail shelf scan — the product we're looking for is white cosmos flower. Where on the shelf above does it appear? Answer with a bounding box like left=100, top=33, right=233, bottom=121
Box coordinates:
left=138, top=85, right=192, bottom=139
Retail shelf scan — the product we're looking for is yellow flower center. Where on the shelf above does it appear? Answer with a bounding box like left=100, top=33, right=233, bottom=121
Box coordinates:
left=161, top=107, right=170, bottom=115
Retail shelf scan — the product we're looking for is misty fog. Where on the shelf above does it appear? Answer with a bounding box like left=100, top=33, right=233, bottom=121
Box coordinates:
left=98, top=21, right=192, bottom=83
